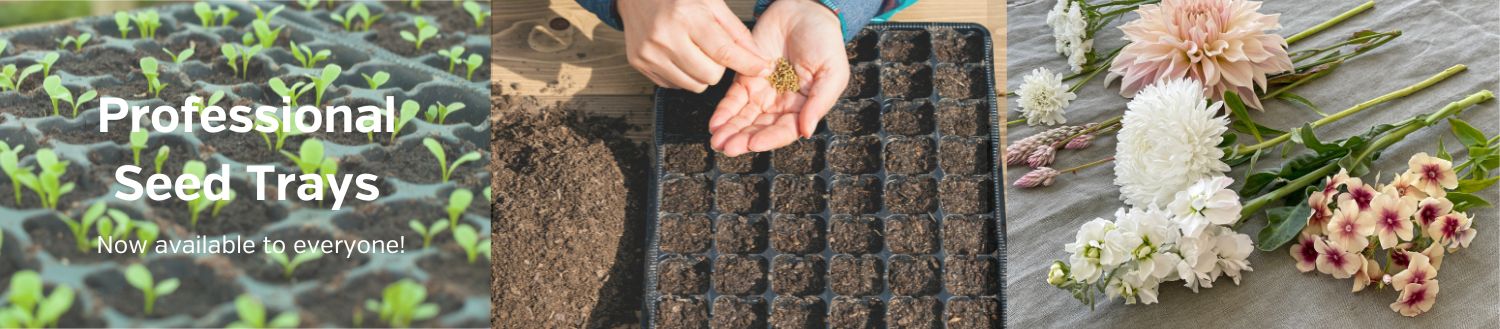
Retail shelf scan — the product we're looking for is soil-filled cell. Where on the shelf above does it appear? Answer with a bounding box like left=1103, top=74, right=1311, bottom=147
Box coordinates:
left=829, top=175, right=881, bottom=215
left=332, top=199, right=445, bottom=243
left=846, top=28, right=878, bottom=62
left=935, top=63, right=987, bottom=100
left=940, top=175, right=992, bottom=214
left=662, top=141, right=711, bottom=174
left=830, top=296, right=885, bottom=329
left=881, top=100, right=935, bottom=136
left=659, top=213, right=713, bottom=254
left=771, top=174, right=826, bottom=214
left=716, top=151, right=767, bottom=174
left=772, top=138, right=824, bottom=174
left=296, top=272, right=463, bottom=327
left=715, top=214, right=768, bottom=254
left=830, top=214, right=883, bottom=254
left=945, top=297, right=1001, bottom=329
left=771, top=254, right=825, bottom=296
left=85, top=256, right=241, bottom=319
left=943, top=214, right=995, bottom=255
left=656, top=296, right=710, bottom=329
left=886, top=214, right=938, bottom=254
left=658, top=255, right=710, bottom=295
left=713, top=254, right=768, bottom=296
left=939, top=136, right=990, bottom=175
left=661, top=174, right=712, bottom=213
left=828, top=135, right=882, bottom=175
left=932, top=27, right=986, bottom=63
left=769, top=296, right=825, bottom=329
left=945, top=255, right=998, bottom=296
left=235, top=225, right=370, bottom=283
left=770, top=214, right=824, bottom=254
left=936, top=99, right=990, bottom=137
left=878, top=30, right=931, bottom=62
left=715, top=174, right=768, bottom=213
left=888, top=255, right=941, bottom=296
left=885, top=296, right=941, bottom=329
left=883, top=136, right=935, bottom=175
left=23, top=211, right=138, bottom=264
left=880, top=63, right=932, bottom=99
left=713, top=296, right=767, bottom=329
left=844, top=62, right=879, bottom=99
left=829, top=254, right=884, bottom=296
left=827, top=99, right=880, bottom=136
left=884, top=175, right=937, bottom=214
left=661, top=96, right=716, bottom=136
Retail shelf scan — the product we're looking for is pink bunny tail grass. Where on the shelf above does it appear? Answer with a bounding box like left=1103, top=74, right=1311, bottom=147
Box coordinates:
left=1014, top=167, right=1061, bottom=188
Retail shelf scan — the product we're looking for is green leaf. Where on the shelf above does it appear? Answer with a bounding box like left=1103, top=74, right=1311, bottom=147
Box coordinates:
left=124, top=264, right=153, bottom=291
left=1257, top=204, right=1311, bottom=251
left=268, top=313, right=300, bottom=328
left=1447, top=192, right=1491, bottom=212
left=36, top=285, right=73, bottom=324
left=235, top=295, right=266, bottom=327
left=155, top=278, right=180, bottom=295
left=1457, top=177, right=1500, bottom=193
left=1449, top=118, right=1487, bottom=148
left=1223, top=91, right=1262, bottom=142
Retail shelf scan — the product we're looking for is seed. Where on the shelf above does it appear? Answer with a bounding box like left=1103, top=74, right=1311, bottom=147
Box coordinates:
left=768, top=57, right=799, bottom=93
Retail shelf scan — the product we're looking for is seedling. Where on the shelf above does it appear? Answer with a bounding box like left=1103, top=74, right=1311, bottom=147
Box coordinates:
left=163, top=45, right=194, bottom=64
left=217, top=5, right=240, bottom=27
left=0, top=142, right=28, bottom=205
left=96, top=209, right=137, bottom=250
left=37, top=52, right=57, bottom=77
left=423, top=101, right=466, bottom=124
left=221, top=43, right=265, bottom=79
left=406, top=0, right=424, bottom=9
left=229, top=295, right=300, bottom=328
left=43, top=75, right=98, bottom=118
left=330, top=3, right=382, bottom=32
left=437, top=46, right=465, bottom=72
left=408, top=219, right=448, bottom=248
left=361, top=71, right=389, bottom=90
left=452, top=224, right=488, bottom=264
left=253, top=4, right=285, bottom=25
left=296, top=0, right=322, bottom=11
left=422, top=137, right=480, bottom=183
left=308, top=64, right=341, bottom=107
left=135, top=221, right=158, bottom=258
left=150, top=146, right=170, bottom=173
left=445, top=188, right=472, bottom=227
left=265, top=248, right=324, bottom=279
left=124, top=264, right=179, bottom=316
left=55, top=33, right=90, bottom=52
left=363, top=279, right=439, bottom=328
left=267, top=77, right=313, bottom=107
left=13, top=148, right=73, bottom=210
left=256, top=113, right=302, bottom=151
left=193, top=2, right=217, bottom=27
left=389, top=100, right=420, bottom=144
left=58, top=203, right=107, bottom=252
left=0, top=64, right=42, bottom=91
left=400, top=17, right=438, bottom=49
left=280, top=139, right=338, bottom=203
left=140, top=57, right=168, bottom=98
left=465, top=53, right=483, bottom=80
left=212, top=189, right=236, bottom=218
left=248, top=20, right=284, bottom=49
left=114, top=12, right=133, bottom=38
left=0, top=271, right=75, bottom=329
left=463, top=0, right=489, bottom=28
left=181, top=160, right=231, bottom=229
left=130, top=130, right=148, bottom=166
left=133, top=10, right=162, bottom=39
left=190, top=90, right=227, bottom=109
left=289, top=41, right=330, bottom=68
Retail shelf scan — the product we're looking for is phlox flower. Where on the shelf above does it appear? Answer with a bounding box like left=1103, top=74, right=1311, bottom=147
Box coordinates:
left=1324, top=198, right=1373, bottom=251
left=1406, top=152, right=1457, bottom=198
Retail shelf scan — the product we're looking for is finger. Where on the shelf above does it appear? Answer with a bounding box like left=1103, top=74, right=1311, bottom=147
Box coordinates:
left=654, top=61, right=710, bottom=93
left=748, top=114, right=800, bottom=152
left=797, top=66, right=850, bottom=137
left=673, top=40, right=728, bottom=90
left=711, top=114, right=751, bottom=150
left=706, top=4, right=769, bottom=76
left=710, top=81, right=750, bottom=131
left=721, top=125, right=761, bottom=157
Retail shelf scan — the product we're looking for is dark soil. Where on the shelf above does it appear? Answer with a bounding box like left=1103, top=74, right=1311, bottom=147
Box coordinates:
left=715, top=214, right=768, bottom=254
left=885, top=175, right=936, bottom=214
left=57, top=46, right=141, bottom=79
left=194, top=57, right=278, bottom=86
left=769, top=296, right=825, bottom=329
left=878, top=30, right=931, bottom=62
left=331, top=199, right=444, bottom=244
left=0, top=161, right=108, bottom=211
left=770, top=214, right=824, bottom=254
left=771, top=255, right=825, bottom=296
left=932, top=27, right=986, bottom=63
left=771, top=137, right=823, bottom=174
left=713, top=254, right=767, bottom=295
left=84, top=256, right=241, bottom=319
left=660, top=95, right=716, bottom=136
left=937, top=99, right=990, bottom=137
left=828, top=135, right=881, bottom=174
left=889, top=255, right=941, bottom=296
left=716, top=151, right=766, bottom=174
left=662, top=140, right=711, bottom=174
left=417, top=249, right=491, bottom=295
left=389, top=0, right=486, bottom=35
left=0, top=230, right=39, bottom=288
left=655, top=296, right=709, bottom=329
left=368, top=20, right=463, bottom=58
left=37, top=107, right=135, bottom=144
left=158, top=31, right=224, bottom=63
left=935, top=63, right=986, bottom=100
left=771, top=174, right=825, bottom=214
left=830, top=214, right=883, bottom=254
left=829, top=254, right=884, bottom=296
left=939, top=136, right=989, bottom=175
left=882, top=63, right=933, bottom=99
left=0, top=93, right=53, bottom=118
left=307, top=97, right=400, bottom=146
left=886, top=214, right=937, bottom=254
left=658, top=213, right=712, bottom=254
left=297, top=271, right=463, bottom=327
left=944, top=255, right=997, bottom=296
left=882, top=100, right=934, bottom=136
left=715, top=174, right=767, bottom=213
left=846, top=29, right=878, bottom=62
left=830, top=296, right=884, bottom=329
left=945, top=297, right=1000, bottom=329
left=361, top=135, right=486, bottom=187
left=843, top=62, right=878, bottom=99
left=943, top=214, right=994, bottom=255
left=658, top=254, right=709, bottom=295
left=150, top=178, right=287, bottom=237
left=827, top=99, right=880, bottom=135
left=195, top=128, right=299, bottom=166
left=661, top=173, right=712, bottom=213
left=939, top=175, right=991, bottom=214
left=886, top=296, right=941, bottom=329
left=713, top=296, right=767, bottom=329
left=884, top=137, right=934, bottom=175
left=829, top=175, right=881, bottom=215
left=22, top=213, right=138, bottom=263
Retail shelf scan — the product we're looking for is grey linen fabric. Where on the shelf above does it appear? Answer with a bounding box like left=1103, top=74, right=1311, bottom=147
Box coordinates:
left=1005, top=0, right=1500, bottom=327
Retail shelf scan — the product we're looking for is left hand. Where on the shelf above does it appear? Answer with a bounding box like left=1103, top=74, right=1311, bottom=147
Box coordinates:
left=707, top=0, right=849, bottom=157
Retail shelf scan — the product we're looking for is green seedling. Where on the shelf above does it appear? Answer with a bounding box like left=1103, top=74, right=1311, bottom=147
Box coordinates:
left=14, top=148, right=73, bottom=210
left=1, top=38, right=8, bottom=56
left=289, top=41, right=330, bottom=68
left=389, top=100, right=420, bottom=144
left=190, top=90, right=227, bottom=109
left=217, top=5, right=240, bottom=27
left=130, top=130, right=148, bottom=166
left=152, top=146, right=170, bottom=173
left=135, top=221, right=158, bottom=258
left=140, top=57, right=167, bottom=98
left=408, top=219, right=448, bottom=248
left=445, top=188, right=472, bottom=227
left=265, top=248, right=324, bottom=279
left=0, top=64, right=42, bottom=92
left=0, top=142, right=28, bottom=205
left=330, top=3, right=382, bottom=32
left=55, top=33, right=90, bottom=52
left=267, top=77, right=313, bottom=107
left=406, top=0, right=424, bottom=9
left=193, top=2, right=217, bottom=27
left=181, top=160, right=230, bottom=229
left=212, top=189, right=236, bottom=218
left=422, top=137, right=480, bottom=183
left=437, top=46, right=465, bottom=72
left=464, top=53, right=483, bottom=80
left=0, top=271, right=75, bottom=329
left=124, top=264, right=179, bottom=316
left=400, top=17, right=437, bottom=49
left=44, top=76, right=95, bottom=118
left=114, top=12, right=134, bottom=38
left=452, top=224, right=488, bottom=264
left=256, top=113, right=302, bottom=151
left=423, top=101, right=466, bottom=124
left=364, top=279, right=439, bottom=328
left=248, top=20, right=284, bottom=49
left=308, top=64, right=341, bottom=107
left=221, top=43, right=264, bottom=79
left=361, top=71, right=389, bottom=90
left=97, top=209, right=137, bottom=250
left=281, top=139, right=338, bottom=201
left=253, top=4, right=285, bottom=25
left=228, top=295, right=299, bottom=329
left=463, top=0, right=489, bottom=28
left=58, top=203, right=106, bottom=252
left=163, top=45, right=194, bottom=64
left=37, top=52, right=57, bottom=77
left=133, top=10, right=162, bottom=39
left=296, top=0, right=321, bottom=11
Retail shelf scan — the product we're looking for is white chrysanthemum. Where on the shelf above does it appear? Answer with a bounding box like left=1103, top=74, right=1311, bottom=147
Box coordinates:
left=1114, top=78, right=1230, bottom=207
left=1169, top=176, right=1243, bottom=238
left=1016, top=67, right=1075, bottom=126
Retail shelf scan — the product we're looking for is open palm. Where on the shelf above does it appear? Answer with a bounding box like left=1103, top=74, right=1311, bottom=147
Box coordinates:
left=708, top=0, right=848, bottom=157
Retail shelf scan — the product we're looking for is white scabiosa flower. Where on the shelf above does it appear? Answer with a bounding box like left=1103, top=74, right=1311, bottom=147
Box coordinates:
left=1114, top=78, right=1230, bottom=208
left=1015, top=67, right=1075, bottom=126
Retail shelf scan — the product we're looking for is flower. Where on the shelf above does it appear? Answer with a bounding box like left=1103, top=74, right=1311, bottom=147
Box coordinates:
left=1288, top=233, right=1319, bottom=273
left=1108, top=0, right=1293, bottom=110
left=1324, top=198, right=1373, bottom=251
left=1313, top=237, right=1362, bottom=279
left=1016, top=67, right=1076, bottom=126
left=1168, top=176, right=1242, bottom=238
left=1065, top=133, right=1095, bottom=149
left=1367, top=188, right=1416, bottom=249
left=1176, top=232, right=1219, bottom=292
left=1047, top=261, right=1070, bottom=286
left=1047, top=0, right=1091, bottom=73
left=1015, top=167, right=1061, bottom=188
left=1415, top=197, right=1453, bottom=227
left=1304, top=190, right=1332, bottom=236
left=1388, top=172, right=1427, bottom=199
left=1114, top=78, right=1230, bottom=207
left=1027, top=146, right=1056, bottom=168
left=1427, top=212, right=1475, bottom=250
left=1321, top=168, right=1353, bottom=198
left=1406, top=152, right=1457, bottom=197
left=1390, top=281, right=1439, bottom=317
left=1339, top=177, right=1378, bottom=211
left=1352, top=256, right=1381, bottom=293
left=1391, top=251, right=1436, bottom=291
left=1422, top=243, right=1446, bottom=271
left=1064, top=218, right=1129, bottom=283
left=1212, top=227, right=1254, bottom=285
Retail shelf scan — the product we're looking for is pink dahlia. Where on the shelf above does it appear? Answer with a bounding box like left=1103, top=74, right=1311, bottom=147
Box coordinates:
left=1108, top=0, right=1293, bottom=109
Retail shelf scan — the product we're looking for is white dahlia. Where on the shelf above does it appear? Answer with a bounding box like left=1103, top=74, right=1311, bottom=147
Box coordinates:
left=1015, top=67, right=1075, bottom=126
left=1114, top=78, right=1230, bottom=207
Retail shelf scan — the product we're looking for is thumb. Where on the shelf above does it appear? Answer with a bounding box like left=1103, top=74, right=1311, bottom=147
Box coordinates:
left=797, top=65, right=849, bottom=137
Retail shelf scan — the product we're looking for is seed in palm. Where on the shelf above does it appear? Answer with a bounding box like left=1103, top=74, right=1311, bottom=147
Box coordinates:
left=768, top=57, right=799, bottom=93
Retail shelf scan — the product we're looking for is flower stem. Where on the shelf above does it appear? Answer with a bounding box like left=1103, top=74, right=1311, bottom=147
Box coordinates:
left=1006, top=118, right=1025, bottom=126
left=1286, top=1, right=1375, bottom=45
left=1234, top=64, right=1468, bottom=154
left=1060, top=156, right=1116, bottom=174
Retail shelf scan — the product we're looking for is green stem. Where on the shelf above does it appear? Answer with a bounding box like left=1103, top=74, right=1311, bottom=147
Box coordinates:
left=1286, top=1, right=1374, bottom=45
left=1006, top=118, right=1025, bottom=126
left=1060, top=156, right=1116, bottom=174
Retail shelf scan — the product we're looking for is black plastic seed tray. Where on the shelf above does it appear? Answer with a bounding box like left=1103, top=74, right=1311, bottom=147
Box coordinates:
left=645, top=23, right=1002, bottom=328
left=0, top=1, right=489, bottom=327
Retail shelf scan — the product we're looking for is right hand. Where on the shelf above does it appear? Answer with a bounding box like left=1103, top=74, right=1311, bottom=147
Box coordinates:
left=617, top=0, right=771, bottom=92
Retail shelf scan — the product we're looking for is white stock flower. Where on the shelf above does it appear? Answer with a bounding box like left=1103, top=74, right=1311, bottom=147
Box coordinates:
left=1212, top=227, right=1255, bottom=285
left=1047, top=0, right=1091, bottom=73
left=1114, top=78, right=1231, bottom=208
left=1015, top=67, right=1075, bottom=126
left=1169, top=176, right=1244, bottom=238
left=1176, top=231, right=1220, bottom=293
left=1065, top=218, right=1120, bottom=283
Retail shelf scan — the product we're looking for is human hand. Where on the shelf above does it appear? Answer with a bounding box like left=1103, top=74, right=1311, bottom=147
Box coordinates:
left=707, top=0, right=848, bottom=156
left=617, top=0, right=770, bottom=92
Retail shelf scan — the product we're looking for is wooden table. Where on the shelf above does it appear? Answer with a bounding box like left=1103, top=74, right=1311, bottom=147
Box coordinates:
left=493, top=0, right=1006, bottom=141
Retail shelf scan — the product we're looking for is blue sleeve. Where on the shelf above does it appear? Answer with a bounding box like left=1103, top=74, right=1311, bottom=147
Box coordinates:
left=755, top=0, right=918, bottom=42
left=576, top=0, right=624, bottom=31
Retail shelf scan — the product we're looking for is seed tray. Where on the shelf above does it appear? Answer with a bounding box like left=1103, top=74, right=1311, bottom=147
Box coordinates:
left=646, top=23, right=1002, bottom=328
left=0, top=1, right=490, bottom=327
